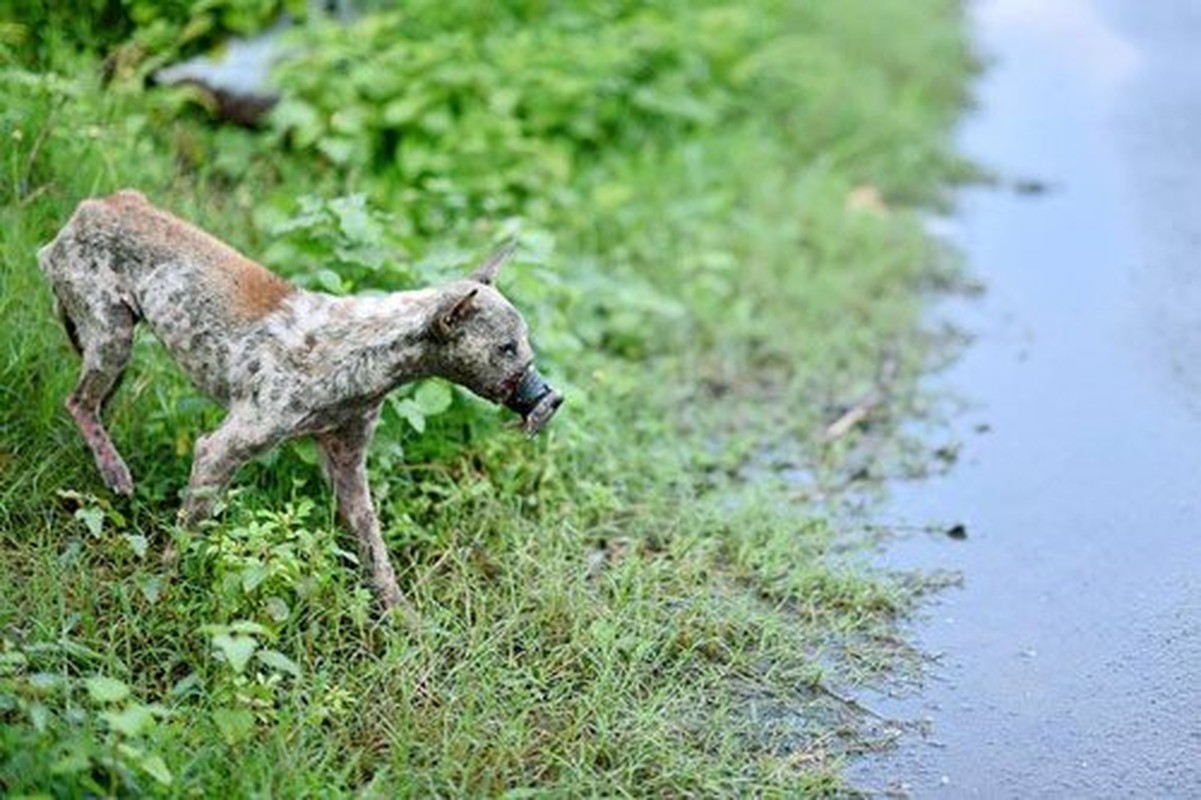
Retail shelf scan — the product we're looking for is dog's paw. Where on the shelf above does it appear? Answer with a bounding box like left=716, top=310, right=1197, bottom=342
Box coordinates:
left=376, top=581, right=421, bottom=629
left=101, top=460, right=134, bottom=497
left=378, top=580, right=405, bottom=609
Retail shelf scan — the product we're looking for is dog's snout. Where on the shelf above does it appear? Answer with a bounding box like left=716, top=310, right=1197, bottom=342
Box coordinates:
left=505, top=367, right=550, bottom=415
left=504, top=366, right=561, bottom=435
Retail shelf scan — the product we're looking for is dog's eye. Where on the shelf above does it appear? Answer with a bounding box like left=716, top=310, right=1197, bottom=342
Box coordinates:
left=499, top=341, right=518, bottom=358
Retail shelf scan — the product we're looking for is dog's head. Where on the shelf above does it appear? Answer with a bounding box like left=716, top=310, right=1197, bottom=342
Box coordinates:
left=427, top=242, right=563, bottom=435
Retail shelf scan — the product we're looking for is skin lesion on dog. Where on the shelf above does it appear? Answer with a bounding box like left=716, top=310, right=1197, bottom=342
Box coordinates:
left=38, top=189, right=564, bottom=615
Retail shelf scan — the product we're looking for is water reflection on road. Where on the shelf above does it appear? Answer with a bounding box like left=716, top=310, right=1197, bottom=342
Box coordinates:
left=850, top=1, right=1201, bottom=795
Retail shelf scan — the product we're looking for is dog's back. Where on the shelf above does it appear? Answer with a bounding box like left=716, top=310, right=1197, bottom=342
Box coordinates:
left=40, top=190, right=297, bottom=400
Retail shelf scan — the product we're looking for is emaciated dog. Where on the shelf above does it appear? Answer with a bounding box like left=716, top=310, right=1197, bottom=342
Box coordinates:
left=39, top=190, right=562, bottom=610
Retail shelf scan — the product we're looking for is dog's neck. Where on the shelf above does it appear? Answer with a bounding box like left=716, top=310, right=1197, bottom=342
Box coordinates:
left=272, top=286, right=450, bottom=403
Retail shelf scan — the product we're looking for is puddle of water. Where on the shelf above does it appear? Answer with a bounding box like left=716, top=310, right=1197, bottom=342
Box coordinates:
left=849, top=1, right=1201, bottom=795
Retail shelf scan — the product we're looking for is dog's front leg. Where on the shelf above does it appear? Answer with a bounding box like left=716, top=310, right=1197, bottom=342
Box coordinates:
left=316, top=408, right=410, bottom=614
left=180, top=409, right=286, bottom=525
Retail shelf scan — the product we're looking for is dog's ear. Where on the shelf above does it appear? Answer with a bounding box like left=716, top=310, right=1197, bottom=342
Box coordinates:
left=470, top=238, right=517, bottom=286
left=432, top=288, right=480, bottom=341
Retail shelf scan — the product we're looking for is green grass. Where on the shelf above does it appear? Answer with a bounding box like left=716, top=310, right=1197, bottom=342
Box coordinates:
left=0, top=1, right=973, bottom=795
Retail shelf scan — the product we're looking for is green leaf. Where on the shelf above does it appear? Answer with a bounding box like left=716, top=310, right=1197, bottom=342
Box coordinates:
left=255, top=649, right=301, bottom=678
left=291, top=439, right=319, bottom=466
left=27, top=672, right=65, bottom=694
left=382, top=94, right=428, bottom=125
left=75, top=506, right=104, bottom=538
left=271, top=98, right=322, bottom=148
left=316, top=268, right=348, bottom=294
left=28, top=701, right=50, bottom=732
left=58, top=640, right=107, bottom=663
left=265, top=596, right=291, bottom=623
left=138, top=752, right=173, bottom=785
left=122, top=534, right=148, bottom=559
left=414, top=381, right=453, bottom=415
left=84, top=676, right=130, bottom=704
left=226, top=620, right=269, bottom=636
left=318, top=135, right=356, bottom=165
left=334, top=242, right=387, bottom=271
left=212, top=707, right=255, bottom=746
left=50, top=747, right=91, bottom=775
left=211, top=633, right=257, bottom=674
left=178, top=13, right=213, bottom=45
left=0, top=650, right=27, bottom=673
left=240, top=564, right=269, bottom=593
left=102, top=703, right=155, bottom=737
left=169, top=673, right=200, bottom=698
left=136, top=574, right=163, bottom=604
left=390, top=398, right=426, bottom=433
left=330, top=194, right=379, bottom=243
left=106, top=505, right=127, bottom=528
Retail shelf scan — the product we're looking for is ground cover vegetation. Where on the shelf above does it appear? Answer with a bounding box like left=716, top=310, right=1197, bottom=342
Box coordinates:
left=0, top=0, right=972, bottom=794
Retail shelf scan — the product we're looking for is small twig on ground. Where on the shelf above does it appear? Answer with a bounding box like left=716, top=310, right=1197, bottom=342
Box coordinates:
left=823, top=394, right=882, bottom=441
left=822, top=349, right=901, bottom=441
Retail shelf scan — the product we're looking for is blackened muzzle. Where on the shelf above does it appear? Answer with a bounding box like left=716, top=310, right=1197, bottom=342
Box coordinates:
left=506, top=367, right=553, bottom=416
left=505, top=366, right=563, bottom=436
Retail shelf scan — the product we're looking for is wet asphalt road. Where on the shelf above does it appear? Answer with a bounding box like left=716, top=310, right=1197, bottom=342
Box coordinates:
left=849, top=1, right=1201, bottom=796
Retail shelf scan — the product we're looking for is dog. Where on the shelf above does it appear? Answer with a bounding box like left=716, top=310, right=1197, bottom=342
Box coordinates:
left=38, top=190, right=563, bottom=610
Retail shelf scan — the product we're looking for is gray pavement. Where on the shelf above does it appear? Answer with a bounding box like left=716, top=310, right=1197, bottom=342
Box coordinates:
left=849, top=1, right=1201, bottom=795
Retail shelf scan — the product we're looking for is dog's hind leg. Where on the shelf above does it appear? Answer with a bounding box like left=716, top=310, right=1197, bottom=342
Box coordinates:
left=42, top=246, right=139, bottom=497
left=64, top=309, right=137, bottom=496
left=40, top=223, right=140, bottom=496
left=68, top=334, right=137, bottom=496
left=315, top=406, right=411, bottom=615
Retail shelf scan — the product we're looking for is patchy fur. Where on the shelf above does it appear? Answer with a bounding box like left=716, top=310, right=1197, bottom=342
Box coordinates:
left=39, top=190, right=561, bottom=612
